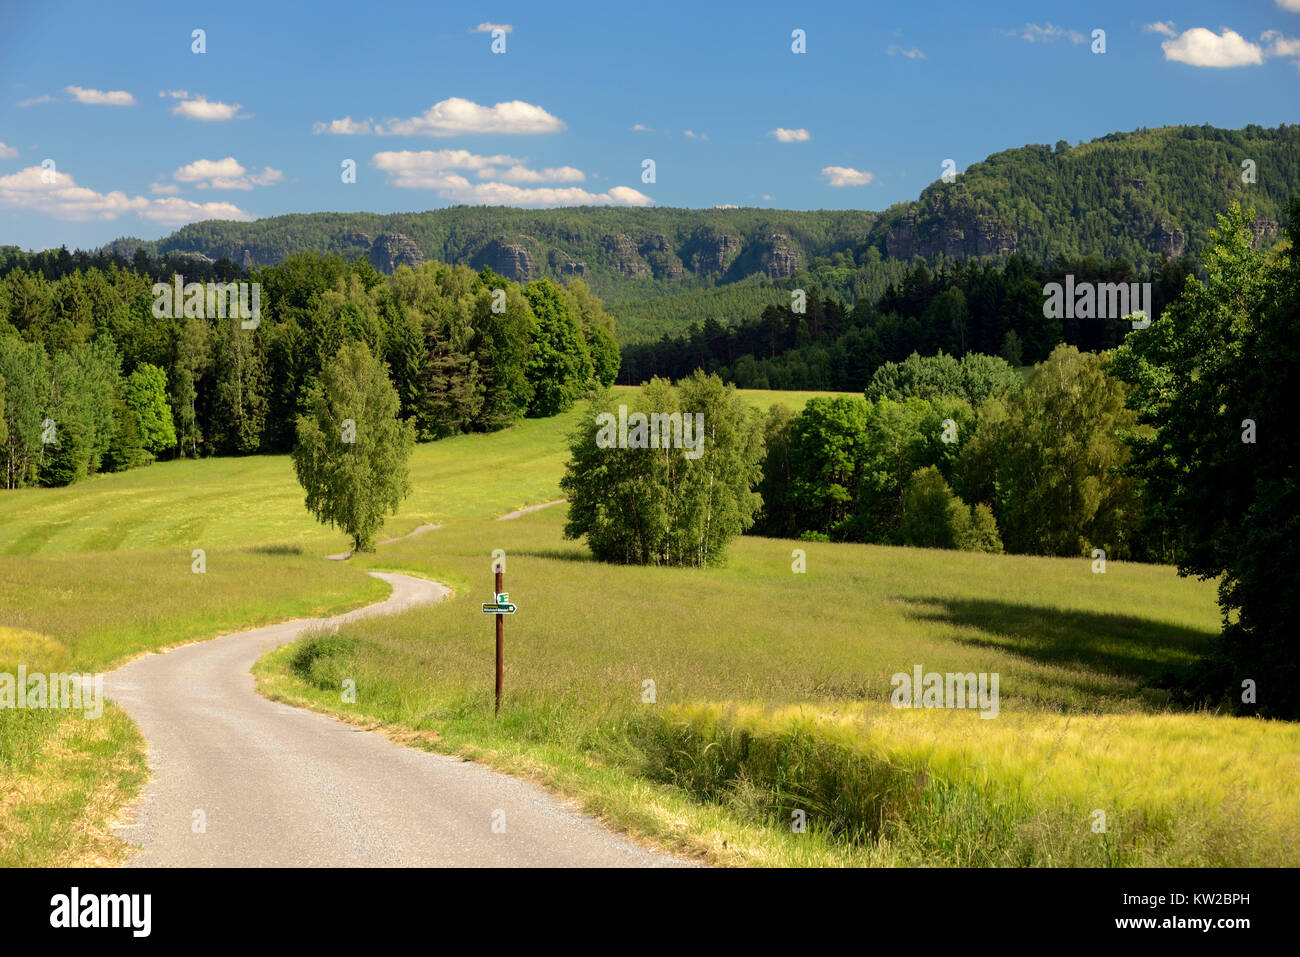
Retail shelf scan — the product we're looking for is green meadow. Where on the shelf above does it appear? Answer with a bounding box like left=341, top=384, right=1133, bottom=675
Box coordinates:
left=3, top=386, right=1296, bottom=867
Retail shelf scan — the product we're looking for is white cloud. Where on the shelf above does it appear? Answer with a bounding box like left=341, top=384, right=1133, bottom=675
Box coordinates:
left=64, top=85, right=135, bottom=106
left=886, top=45, right=925, bottom=58
left=0, top=142, right=17, bottom=159
left=631, top=123, right=652, bottom=132
left=169, top=94, right=244, bottom=121
left=1143, top=21, right=1177, bottom=37
left=1016, top=22, right=1085, bottom=44
left=822, top=166, right=874, bottom=187
left=372, top=149, right=527, bottom=189
left=0, top=165, right=251, bottom=224
left=172, top=157, right=283, bottom=190
left=150, top=182, right=180, bottom=196
left=17, top=94, right=55, bottom=107
left=372, top=150, right=648, bottom=206
left=714, top=204, right=740, bottom=209
left=1162, top=28, right=1264, bottom=67
left=472, top=22, right=512, bottom=33
left=476, top=165, right=585, bottom=184
left=141, top=196, right=254, bottom=226
left=1279, top=0, right=1300, bottom=11
left=683, top=129, right=708, bottom=140
left=1262, top=29, right=1300, bottom=57
left=313, top=116, right=374, bottom=135
left=376, top=97, right=563, bottom=136
left=769, top=127, right=810, bottom=143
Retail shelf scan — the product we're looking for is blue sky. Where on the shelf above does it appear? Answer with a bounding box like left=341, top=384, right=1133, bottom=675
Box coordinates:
left=1, top=0, right=1297, bottom=251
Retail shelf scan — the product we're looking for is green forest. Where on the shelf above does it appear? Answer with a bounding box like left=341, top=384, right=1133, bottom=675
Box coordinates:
left=0, top=252, right=614, bottom=488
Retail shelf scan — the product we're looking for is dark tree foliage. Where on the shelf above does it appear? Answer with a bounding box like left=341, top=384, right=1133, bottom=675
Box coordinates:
left=0, top=252, right=614, bottom=486
left=1111, top=201, right=1300, bottom=718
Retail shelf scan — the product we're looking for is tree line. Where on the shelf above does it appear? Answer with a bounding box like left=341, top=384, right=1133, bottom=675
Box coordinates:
left=0, top=252, right=618, bottom=488
left=620, top=253, right=1194, bottom=391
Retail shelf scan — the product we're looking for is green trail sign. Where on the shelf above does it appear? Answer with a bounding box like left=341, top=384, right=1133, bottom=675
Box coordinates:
left=481, top=591, right=517, bottom=615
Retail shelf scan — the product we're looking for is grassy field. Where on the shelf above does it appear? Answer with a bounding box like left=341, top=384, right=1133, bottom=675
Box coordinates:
left=5, top=386, right=1295, bottom=867
left=248, top=506, right=1297, bottom=866
left=0, top=387, right=845, bottom=559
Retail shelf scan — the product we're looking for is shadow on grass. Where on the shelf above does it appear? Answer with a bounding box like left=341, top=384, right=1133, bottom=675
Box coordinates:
left=511, top=548, right=595, bottom=563
left=245, top=544, right=304, bottom=556
left=901, top=596, right=1216, bottom=684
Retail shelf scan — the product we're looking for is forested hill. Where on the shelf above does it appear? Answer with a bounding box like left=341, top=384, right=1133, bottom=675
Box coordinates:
left=867, top=124, right=1297, bottom=266
left=101, top=124, right=1298, bottom=341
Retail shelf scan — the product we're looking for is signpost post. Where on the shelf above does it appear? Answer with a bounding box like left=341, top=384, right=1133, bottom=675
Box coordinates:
left=481, top=570, right=517, bottom=715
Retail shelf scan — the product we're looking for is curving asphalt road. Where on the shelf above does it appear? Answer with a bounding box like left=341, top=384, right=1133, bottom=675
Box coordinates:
left=104, top=570, right=685, bottom=868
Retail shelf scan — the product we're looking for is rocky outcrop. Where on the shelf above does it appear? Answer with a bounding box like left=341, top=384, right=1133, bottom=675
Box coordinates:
left=688, top=230, right=742, bottom=275
left=369, top=233, right=425, bottom=273
left=884, top=210, right=1019, bottom=260
left=548, top=248, right=587, bottom=277
left=603, top=234, right=651, bottom=278
left=639, top=234, right=684, bottom=279
left=1249, top=218, right=1278, bottom=247
left=1148, top=220, right=1186, bottom=259
left=757, top=232, right=801, bottom=278
left=472, top=239, right=535, bottom=281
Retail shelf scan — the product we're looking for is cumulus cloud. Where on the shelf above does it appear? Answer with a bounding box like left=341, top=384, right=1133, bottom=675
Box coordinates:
left=0, top=165, right=251, bottom=224
left=172, top=157, right=283, bottom=190
left=162, top=90, right=244, bottom=121
left=886, top=45, right=925, bottom=58
left=64, top=85, right=135, bottom=106
left=150, top=182, right=181, bottom=196
left=1161, top=28, right=1264, bottom=67
left=1262, top=29, right=1300, bottom=58
left=822, top=166, right=873, bottom=187
left=476, top=165, right=585, bottom=184
left=372, top=149, right=526, bottom=188
left=313, top=116, right=374, bottom=135
left=373, top=97, right=563, bottom=136
left=769, top=128, right=810, bottom=142
left=372, top=150, right=649, bottom=206
left=141, top=196, right=254, bottom=226
left=631, top=123, right=652, bottom=132
left=472, top=22, right=512, bottom=33
left=1143, top=21, right=1178, bottom=37
left=0, top=142, right=17, bottom=159
left=683, top=129, right=708, bottom=140
left=1279, top=0, right=1300, bottom=11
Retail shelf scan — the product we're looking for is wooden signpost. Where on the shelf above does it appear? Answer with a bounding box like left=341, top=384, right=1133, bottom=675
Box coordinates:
left=481, top=569, right=516, bottom=715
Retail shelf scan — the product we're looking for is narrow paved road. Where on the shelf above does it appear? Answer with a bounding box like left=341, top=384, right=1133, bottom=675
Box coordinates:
left=104, top=572, right=684, bottom=867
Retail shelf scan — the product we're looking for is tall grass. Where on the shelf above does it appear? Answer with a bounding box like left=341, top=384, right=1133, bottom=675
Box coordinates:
left=251, top=507, right=1293, bottom=866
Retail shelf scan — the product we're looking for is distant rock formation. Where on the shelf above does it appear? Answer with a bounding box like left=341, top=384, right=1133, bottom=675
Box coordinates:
left=1148, top=220, right=1186, bottom=259
left=369, top=233, right=425, bottom=273
left=758, top=232, right=801, bottom=278
left=548, top=248, right=587, bottom=277
left=472, top=238, right=535, bottom=281
left=603, top=234, right=651, bottom=278
left=688, top=230, right=742, bottom=275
